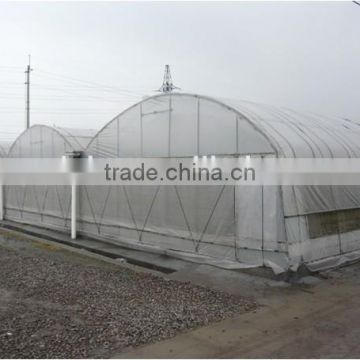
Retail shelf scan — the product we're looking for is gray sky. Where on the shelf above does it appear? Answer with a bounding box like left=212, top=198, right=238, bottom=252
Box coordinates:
left=0, top=1, right=359, bottom=141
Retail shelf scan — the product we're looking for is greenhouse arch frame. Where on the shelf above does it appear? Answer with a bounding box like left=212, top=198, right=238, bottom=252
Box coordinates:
left=2, top=93, right=360, bottom=273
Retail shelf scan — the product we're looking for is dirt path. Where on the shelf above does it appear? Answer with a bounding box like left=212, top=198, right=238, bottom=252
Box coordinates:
left=119, top=265, right=360, bottom=358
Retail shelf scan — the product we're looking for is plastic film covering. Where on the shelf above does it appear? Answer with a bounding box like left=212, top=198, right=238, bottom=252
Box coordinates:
left=225, top=98, right=360, bottom=269
left=2, top=93, right=360, bottom=272
left=83, top=94, right=288, bottom=269
left=225, top=99, right=360, bottom=159
left=88, top=94, right=275, bottom=157
left=79, top=185, right=237, bottom=260
left=0, top=142, right=10, bottom=157
left=84, top=93, right=360, bottom=271
left=4, top=125, right=96, bottom=229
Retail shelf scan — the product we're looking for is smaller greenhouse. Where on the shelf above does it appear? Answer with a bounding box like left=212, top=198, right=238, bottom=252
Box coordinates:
left=4, top=125, right=96, bottom=229
left=0, top=142, right=10, bottom=221
left=0, top=142, right=10, bottom=157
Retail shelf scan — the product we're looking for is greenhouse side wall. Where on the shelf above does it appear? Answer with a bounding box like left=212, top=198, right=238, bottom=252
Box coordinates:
left=77, top=183, right=288, bottom=268
left=78, top=184, right=238, bottom=261
left=283, top=185, right=360, bottom=270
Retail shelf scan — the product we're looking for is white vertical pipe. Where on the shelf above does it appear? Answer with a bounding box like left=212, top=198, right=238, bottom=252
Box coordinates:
left=0, top=185, right=3, bottom=221
left=197, top=98, right=200, bottom=156
left=71, top=183, right=77, bottom=239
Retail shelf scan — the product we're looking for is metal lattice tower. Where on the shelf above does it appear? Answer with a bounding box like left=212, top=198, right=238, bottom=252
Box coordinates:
left=159, top=65, right=179, bottom=93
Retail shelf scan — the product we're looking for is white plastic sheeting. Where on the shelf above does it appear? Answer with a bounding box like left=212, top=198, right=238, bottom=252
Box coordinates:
left=0, top=142, right=10, bottom=157
left=0, top=142, right=7, bottom=220
left=83, top=93, right=360, bottom=272
left=87, top=94, right=275, bottom=157
left=7, top=125, right=96, bottom=158
left=4, top=125, right=96, bottom=229
left=3, top=93, right=360, bottom=273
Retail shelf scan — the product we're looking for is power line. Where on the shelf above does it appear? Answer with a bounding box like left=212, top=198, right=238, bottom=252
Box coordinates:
left=0, top=82, right=24, bottom=86
left=0, top=94, right=133, bottom=102
left=1, top=67, right=149, bottom=95
left=31, top=83, right=141, bottom=100
left=33, top=84, right=139, bottom=96
left=0, top=110, right=120, bottom=114
left=1, top=67, right=148, bottom=99
left=0, top=64, right=150, bottom=129
left=35, top=69, right=146, bottom=97
left=354, top=1, right=360, bottom=6
left=0, top=66, right=23, bottom=69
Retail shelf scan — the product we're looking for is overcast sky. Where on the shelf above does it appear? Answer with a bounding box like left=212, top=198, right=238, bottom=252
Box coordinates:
left=0, top=1, right=359, bottom=141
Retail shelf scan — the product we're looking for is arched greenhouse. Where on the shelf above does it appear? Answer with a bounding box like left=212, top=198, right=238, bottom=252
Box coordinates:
left=4, top=125, right=96, bottom=229
left=0, top=142, right=10, bottom=157
left=2, top=93, right=360, bottom=273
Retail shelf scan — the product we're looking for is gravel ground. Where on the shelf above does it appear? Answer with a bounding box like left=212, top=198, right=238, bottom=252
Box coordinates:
left=0, top=236, right=257, bottom=358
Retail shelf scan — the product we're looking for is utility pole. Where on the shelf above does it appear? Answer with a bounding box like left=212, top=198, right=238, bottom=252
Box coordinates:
left=24, top=55, right=33, bottom=129
left=158, top=65, right=179, bottom=93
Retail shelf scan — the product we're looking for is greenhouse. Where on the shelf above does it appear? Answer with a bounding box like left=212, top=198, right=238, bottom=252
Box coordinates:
left=2, top=93, right=360, bottom=273
left=0, top=142, right=10, bottom=157
left=4, top=125, right=96, bottom=230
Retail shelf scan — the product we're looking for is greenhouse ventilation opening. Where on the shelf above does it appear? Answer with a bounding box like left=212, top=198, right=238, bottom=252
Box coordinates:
left=3, top=93, right=360, bottom=273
